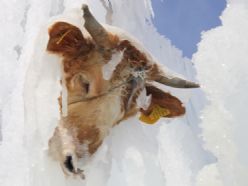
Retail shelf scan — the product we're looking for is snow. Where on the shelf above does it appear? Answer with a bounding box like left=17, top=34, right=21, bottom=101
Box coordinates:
left=61, top=68, right=68, bottom=117
left=0, top=0, right=247, bottom=186
left=193, top=0, right=248, bottom=185
left=102, top=51, right=124, bottom=80
left=136, top=88, right=152, bottom=110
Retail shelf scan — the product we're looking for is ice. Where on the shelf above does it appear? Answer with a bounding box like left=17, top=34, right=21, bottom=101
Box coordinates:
left=0, top=0, right=208, bottom=185
left=102, top=51, right=124, bottom=80
left=61, top=69, right=68, bottom=117
left=136, top=88, right=152, bottom=110
left=0, top=0, right=246, bottom=186
left=193, top=0, right=248, bottom=185
left=196, top=164, right=224, bottom=186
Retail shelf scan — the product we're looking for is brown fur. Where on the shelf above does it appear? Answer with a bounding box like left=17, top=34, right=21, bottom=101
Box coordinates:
left=47, top=22, right=94, bottom=58
left=47, top=20, right=188, bottom=178
left=117, top=40, right=148, bottom=67
left=62, top=116, right=102, bottom=155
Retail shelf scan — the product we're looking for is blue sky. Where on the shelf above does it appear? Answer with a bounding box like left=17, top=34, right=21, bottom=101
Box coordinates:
left=152, top=0, right=226, bottom=58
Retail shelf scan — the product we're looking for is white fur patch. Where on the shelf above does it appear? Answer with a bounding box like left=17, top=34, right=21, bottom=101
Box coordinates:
left=61, top=65, right=68, bottom=117
left=102, top=51, right=124, bottom=80
left=136, top=88, right=152, bottom=110
left=59, top=126, right=75, bottom=156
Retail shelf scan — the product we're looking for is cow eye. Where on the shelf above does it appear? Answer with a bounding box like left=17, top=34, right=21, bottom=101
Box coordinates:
left=78, top=75, right=90, bottom=94
left=84, top=82, right=90, bottom=94
left=72, top=73, right=90, bottom=95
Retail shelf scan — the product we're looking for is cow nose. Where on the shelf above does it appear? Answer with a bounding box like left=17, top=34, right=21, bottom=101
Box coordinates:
left=64, top=155, right=74, bottom=173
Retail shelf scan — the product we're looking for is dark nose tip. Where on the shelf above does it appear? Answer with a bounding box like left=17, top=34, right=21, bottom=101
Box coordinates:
left=64, top=155, right=74, bottom=173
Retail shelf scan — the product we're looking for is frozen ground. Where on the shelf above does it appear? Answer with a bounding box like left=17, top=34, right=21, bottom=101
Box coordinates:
left=0, top=0, right=247, bottom=186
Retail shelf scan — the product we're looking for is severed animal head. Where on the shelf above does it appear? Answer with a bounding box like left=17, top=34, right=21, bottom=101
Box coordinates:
left=47, top=4, right=199, bottom=179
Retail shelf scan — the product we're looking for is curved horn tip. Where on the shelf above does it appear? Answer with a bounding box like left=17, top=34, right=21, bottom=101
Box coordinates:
left=82, top=4, right=93, bottom=19
left=185, top=82, right=200, bottom=88
left=81, top=4, right=89, bottom=12
left=156, top=76, right=200, bottom=89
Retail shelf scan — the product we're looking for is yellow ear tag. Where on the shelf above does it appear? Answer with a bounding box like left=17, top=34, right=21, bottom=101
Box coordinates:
left=139, top=105, right=170, bottom=125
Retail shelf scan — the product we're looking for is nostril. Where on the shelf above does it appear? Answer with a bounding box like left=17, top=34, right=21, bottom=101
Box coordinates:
left=64, top=155, right=74, bottom=173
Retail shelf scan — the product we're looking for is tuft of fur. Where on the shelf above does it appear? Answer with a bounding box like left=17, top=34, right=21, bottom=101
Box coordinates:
left=47, top=22, right=94, bottom=57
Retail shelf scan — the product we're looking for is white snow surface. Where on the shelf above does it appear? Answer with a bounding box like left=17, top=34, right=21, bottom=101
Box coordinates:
left=0, top=0, right=247, bottom=186
left=193, top=0, right=248, bottom=185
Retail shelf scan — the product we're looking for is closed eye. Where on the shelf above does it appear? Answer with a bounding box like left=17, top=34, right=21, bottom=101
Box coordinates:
left=84, top=82, right=90, bottom=94
left=77, top=74, right=90, bottom=94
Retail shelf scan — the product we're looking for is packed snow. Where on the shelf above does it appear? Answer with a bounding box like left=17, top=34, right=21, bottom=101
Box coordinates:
left=193, top=0, right=248, bottom=185
left=102, top=51, right=124, bottom=80
left=0, top=0, right=247, bottom=186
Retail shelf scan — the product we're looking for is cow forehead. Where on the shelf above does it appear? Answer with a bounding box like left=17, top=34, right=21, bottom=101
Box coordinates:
left=52, top=22, right=154, bottom=94
left=104, top=24, right=153, bottom=59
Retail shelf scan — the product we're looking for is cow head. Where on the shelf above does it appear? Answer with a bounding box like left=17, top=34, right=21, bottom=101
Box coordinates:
left=47, top=5, right=199, bottom=179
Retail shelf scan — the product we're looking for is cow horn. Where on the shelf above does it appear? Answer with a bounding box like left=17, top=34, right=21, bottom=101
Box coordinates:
left=155, top=75, right=200, bottom=88
left=82, top=4, right=110, bottom=47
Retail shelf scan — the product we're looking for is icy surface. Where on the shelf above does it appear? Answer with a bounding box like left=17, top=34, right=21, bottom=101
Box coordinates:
left=102, top=51, right=124, bottom=80
left=193, top=0, right=248, bottom=185
left=0, top=0, right=247, bottom=186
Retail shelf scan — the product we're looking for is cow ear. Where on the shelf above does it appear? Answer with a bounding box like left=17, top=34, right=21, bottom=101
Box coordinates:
left=140, top=84, right=185, bottom=119
left=47, top=22, right=93, bottom=57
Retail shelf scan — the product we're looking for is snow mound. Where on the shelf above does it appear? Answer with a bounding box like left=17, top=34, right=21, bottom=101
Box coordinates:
left=2, top=0, right=247, bottom=186
left=194, top=0, right=248, bottom=185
